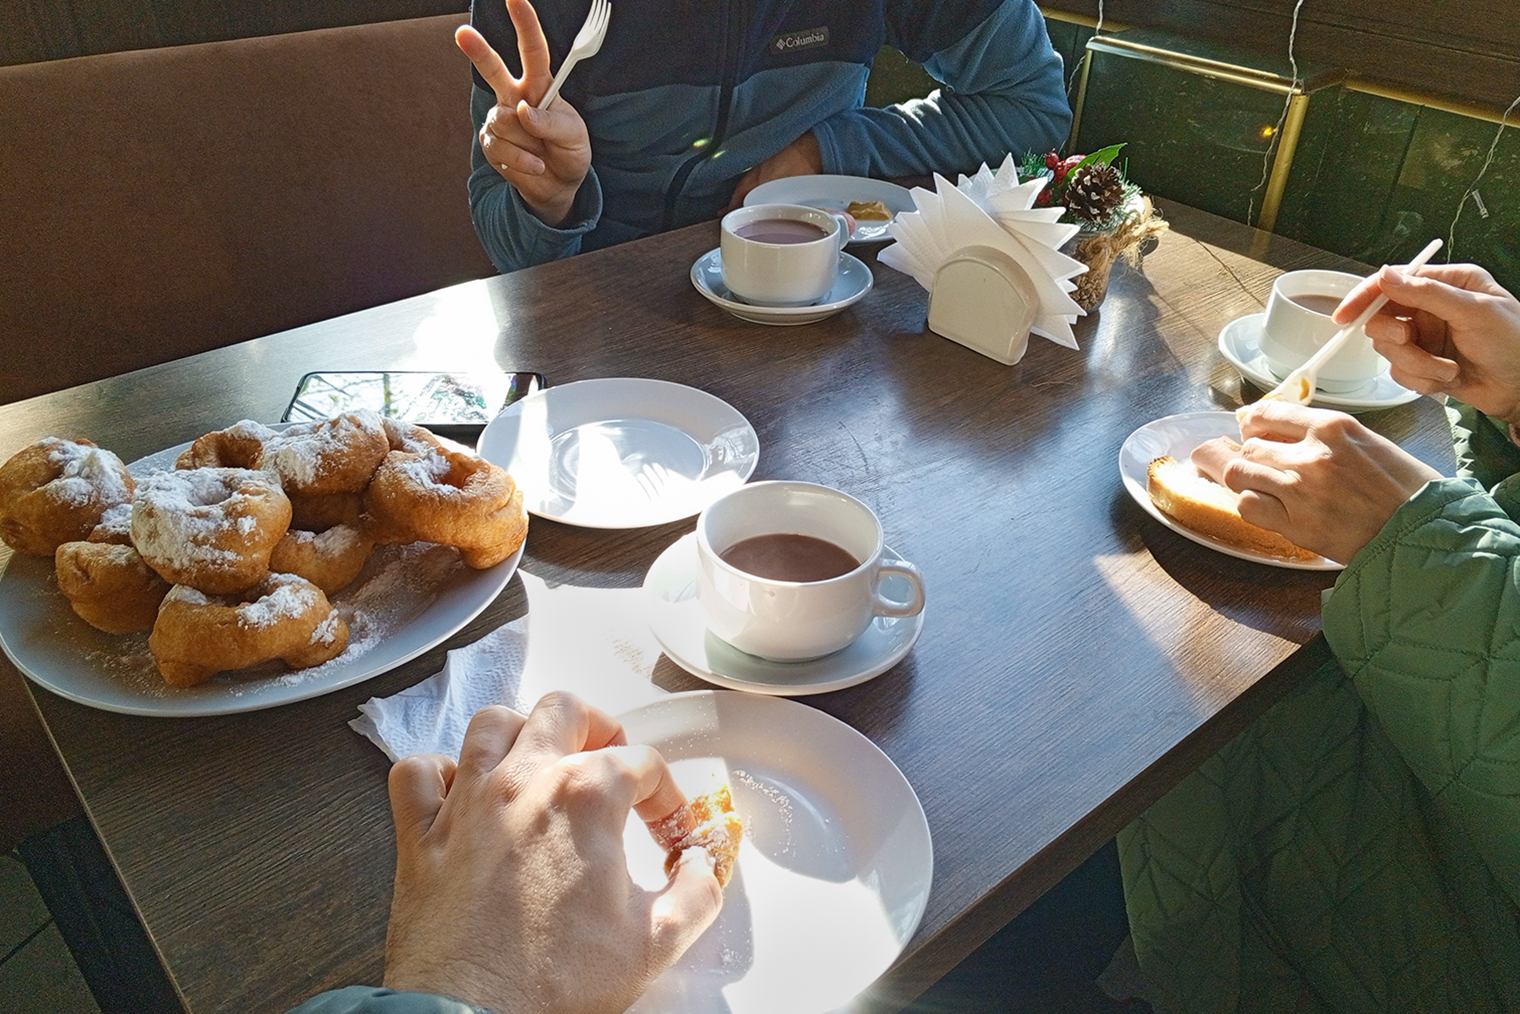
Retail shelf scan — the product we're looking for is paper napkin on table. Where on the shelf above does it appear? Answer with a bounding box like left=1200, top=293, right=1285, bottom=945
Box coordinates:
left=349, top=615, right=531, bottom=762
left=349, top=570, right=674, bottom=761
left=877, top=154, right=1088, bottom=348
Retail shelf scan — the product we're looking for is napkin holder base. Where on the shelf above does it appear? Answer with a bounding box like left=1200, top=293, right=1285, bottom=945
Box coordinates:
left=927, top=245, right=1038, bottom=365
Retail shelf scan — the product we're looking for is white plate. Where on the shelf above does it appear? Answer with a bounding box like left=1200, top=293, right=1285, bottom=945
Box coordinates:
left=1219, top=313, right=1421, bottom=412
left=0, top=436, right=522, bottom=717
left=643, top=533, right=924, bottom=695
left=690, top=249, right=873, bottom=326
left=1118, top=411, right=1342, bottom=571
left=743, top=175, right=916, bottom=244
left=618, top=691, right=933, bottom=1014
left=478, top=378, right=759, bottom=529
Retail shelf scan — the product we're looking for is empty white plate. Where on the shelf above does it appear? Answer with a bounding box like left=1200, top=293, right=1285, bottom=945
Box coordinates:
left=478, top=378, right=760, bottom=529
left=619, top=690, right=933, bottom=1014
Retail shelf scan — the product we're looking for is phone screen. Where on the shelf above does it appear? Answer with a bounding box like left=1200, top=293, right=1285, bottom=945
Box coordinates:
left=283, top=371, right=544, bottom=436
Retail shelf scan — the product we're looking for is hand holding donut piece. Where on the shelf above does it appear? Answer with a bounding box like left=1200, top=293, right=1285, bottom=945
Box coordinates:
left=0, top=437, right=135, bottom=555
left=131, top=468, right=293, bottom=594
left=148, top=573, right=350, bottom=687
left=365, top=448, right=528, bottom=569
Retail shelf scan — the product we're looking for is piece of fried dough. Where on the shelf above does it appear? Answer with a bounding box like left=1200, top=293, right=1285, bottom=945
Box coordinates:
left=148, top=574, right=349, bottom=687
left=364, top=448, right=527, bottom=568
left=55, top=541, right=171, bottom=634
left=0, top=438, right=135, bottom=555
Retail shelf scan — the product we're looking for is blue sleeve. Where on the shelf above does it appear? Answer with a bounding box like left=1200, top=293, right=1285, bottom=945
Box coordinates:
left=467, top=85, right=604, bottom=273
left=286, top=985, right=497, bottom=1014
left=809, top=0, right=1071, bottom=178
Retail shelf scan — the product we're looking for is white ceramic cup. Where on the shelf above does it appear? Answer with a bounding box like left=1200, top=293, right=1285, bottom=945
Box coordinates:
left=695, top=481, right=926, bottom=662
left=719, top=204, right=849, bottom=307
left=1258, top=269, right=1384, bottom=392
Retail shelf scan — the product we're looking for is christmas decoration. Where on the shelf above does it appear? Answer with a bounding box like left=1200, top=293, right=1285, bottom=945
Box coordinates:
left=1019, top=144, right=1168, bottom=309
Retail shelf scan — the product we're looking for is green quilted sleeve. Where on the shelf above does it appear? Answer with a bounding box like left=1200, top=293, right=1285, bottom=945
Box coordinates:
left=1322, top=477, right=1520, bottom=908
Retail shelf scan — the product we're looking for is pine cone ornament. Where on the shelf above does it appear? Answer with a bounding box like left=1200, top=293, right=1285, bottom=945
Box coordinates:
left=1064, top=163, right=1125, bottom=223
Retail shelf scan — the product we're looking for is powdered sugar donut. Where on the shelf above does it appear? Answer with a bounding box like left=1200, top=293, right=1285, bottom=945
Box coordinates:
left=258, top=412, right=391, bottom=496
left=0, top=437, right=135, bottom=555
left=364, top=448, right=528, bottom=569
left=148, top=573, right=349, bottom=687
left=174, top=421, right=267, bottom=470
left=55, top=541, right=171, bottom=634
left=268, top=523, right=375, bottom=594
left=131, top=468, right=292, bottom=594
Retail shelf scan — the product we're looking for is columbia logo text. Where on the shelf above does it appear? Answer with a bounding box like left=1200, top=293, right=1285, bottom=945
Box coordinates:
left=771, top=27, right=828, bottom=53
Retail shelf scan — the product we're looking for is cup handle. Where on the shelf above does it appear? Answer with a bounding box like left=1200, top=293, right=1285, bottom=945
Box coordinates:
left=828, top=212, right=852, bottom=254
left=871, top=560, right=925, bottom=618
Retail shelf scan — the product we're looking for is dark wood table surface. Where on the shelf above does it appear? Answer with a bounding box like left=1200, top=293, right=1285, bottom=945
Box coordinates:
left=1, top=201, right=1455, bottom=1013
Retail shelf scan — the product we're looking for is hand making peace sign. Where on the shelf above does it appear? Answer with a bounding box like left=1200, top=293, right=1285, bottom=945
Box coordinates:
left=456, top=0, right=593, bottom=228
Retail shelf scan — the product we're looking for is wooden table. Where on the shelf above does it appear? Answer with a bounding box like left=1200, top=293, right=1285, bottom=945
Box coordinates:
left=1, top=201, right=1454, bottom=1013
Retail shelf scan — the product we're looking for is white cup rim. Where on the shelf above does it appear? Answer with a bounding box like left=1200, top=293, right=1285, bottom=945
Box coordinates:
left=720, top=204, right=844, bottom=248
left=695, top=480, right=882, bottom=586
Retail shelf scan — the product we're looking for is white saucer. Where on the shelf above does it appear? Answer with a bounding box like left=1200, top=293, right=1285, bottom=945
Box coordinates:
left=1218, top=313, right=1421, bottom=412
left=1119, top=411, right=1341, bottom=571
left=690, top=248, right=873, bottom=326
left=477, top=378, right=759, bottom=529
left=743, top=174, right=916, bottom=244
left=643, top=533, right=924, bottom=694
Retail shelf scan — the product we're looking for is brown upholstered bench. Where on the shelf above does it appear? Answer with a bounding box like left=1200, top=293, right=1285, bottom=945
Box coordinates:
left=0, top=13, right=495, bottom=404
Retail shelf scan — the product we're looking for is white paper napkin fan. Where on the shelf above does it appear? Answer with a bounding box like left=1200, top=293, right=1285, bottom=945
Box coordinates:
left=878, top=155, right=1088, bottom=364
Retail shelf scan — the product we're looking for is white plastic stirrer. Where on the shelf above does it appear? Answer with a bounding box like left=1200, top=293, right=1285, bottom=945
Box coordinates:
left=1254, top=237, right=1443, bottom=407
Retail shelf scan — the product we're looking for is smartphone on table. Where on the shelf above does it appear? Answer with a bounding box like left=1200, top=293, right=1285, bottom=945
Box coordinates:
left=282, top=371, right=544, bottom=444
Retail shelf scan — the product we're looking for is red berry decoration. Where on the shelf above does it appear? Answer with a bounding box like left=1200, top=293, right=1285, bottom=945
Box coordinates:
left=1044, top=150, right=1061, bottom=171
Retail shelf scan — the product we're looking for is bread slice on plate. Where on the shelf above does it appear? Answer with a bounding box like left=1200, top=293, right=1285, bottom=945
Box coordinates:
left=1146, top=456, right=1319, bottom=563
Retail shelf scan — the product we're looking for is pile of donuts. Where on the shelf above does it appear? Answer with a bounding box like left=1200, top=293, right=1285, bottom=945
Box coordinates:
left=0, top=413, right=527, bottom=687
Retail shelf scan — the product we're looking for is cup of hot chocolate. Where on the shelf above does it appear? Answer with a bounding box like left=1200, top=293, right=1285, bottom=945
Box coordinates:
left=695, top=481, right=925, bottom=662
left=720, top=204, right=850, bottom=307
left=1258, top=269, right=1384, bottom=392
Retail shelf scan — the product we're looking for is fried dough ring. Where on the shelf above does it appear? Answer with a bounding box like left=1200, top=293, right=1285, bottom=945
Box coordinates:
left=174, top=421, right=266, bottom=470
left=86, top=502, right=136, bottom=545
left=259, top=412, right=390, bottom=495
left=364, top=448, right=528, bottom=568
left=148, top=574, right=349, bottom=687
left=131, top=467, right=292, bottom=594
left=0, top=438, right=135, bottom=555
left=55, top=541, right=171, bottom=634
left=268, top=524, right=375, bottom=594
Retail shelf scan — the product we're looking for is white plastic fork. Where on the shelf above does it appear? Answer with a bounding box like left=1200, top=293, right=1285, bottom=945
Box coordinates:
left=537, top=0, right=611, bottom=110
left=1253, top=237, right=1444, bottom=408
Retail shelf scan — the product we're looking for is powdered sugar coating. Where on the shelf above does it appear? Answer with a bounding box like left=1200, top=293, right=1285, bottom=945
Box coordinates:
left=132, top=468, right=270, bottom=571
left=45, top=440, right=133, bottom=508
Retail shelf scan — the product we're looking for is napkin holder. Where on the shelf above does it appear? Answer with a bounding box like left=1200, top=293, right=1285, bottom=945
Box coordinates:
left=927, top=245, right=1038, bottom=365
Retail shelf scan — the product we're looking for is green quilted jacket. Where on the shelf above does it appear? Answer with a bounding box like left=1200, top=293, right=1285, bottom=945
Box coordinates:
left=1120, top=401, right=1520, bottom=1013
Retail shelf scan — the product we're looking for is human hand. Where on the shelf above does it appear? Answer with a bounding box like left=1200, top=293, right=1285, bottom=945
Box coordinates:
left=383, top=693, right=723, bottom=1014
left=1334, top=262, right=1520, bottom=424
left=728, top=131, right=824, bottom=209
left=456, top=0, right=592, bottom=228
left=1221, top=401, right=1441, bottom=563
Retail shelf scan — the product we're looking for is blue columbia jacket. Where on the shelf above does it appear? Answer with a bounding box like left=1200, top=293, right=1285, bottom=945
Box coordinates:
left=467, top=0, right=1072, bottom=271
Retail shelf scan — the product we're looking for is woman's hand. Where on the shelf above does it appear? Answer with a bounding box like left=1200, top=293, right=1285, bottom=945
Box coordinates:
left=1335, top=262, right=1520, bottom=425
left=456, top=0, right=593, bottom=227
left=1222, top=402, right=1441, bottom=563
left=383, top=692, right=722, bottom=1014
